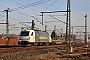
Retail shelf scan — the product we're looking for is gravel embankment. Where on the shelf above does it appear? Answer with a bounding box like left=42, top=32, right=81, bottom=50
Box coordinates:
left=0, top=48, right=59, bottom=60
left=0, top=47, right=90, bottom=60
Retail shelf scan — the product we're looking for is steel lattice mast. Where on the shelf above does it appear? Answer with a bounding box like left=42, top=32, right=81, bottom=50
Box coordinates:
left=66, top=0, right=72, bottom=52
left=66, top=0, right=71, bottom=43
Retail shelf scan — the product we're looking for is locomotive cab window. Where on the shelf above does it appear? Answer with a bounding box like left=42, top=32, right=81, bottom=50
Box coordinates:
left=20, top=31, right=29, bottom=36
left=31, top=32, right=33, bottom=36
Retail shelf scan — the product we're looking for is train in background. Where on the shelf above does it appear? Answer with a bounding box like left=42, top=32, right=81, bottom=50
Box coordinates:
left=18, top=29, right=52, bottom=45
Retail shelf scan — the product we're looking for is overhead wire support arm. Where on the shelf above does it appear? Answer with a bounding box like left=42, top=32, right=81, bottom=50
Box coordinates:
left=72, top=26, right=85, bottom=27
left=45, top=21, right=60, bottom=23
left=0, top=23, right=7, bottom=24
left=41, top=11, right=68, bottom=13
left=41, top=10, right=68, bottom=25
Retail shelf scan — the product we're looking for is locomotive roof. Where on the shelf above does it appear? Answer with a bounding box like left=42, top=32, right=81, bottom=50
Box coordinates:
left=21, top=29, right=49, bottom=34
left=35, top=30, right=48, bottom=34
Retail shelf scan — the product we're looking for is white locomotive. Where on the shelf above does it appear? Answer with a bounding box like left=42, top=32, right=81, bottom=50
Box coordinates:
left=18, top=29, right=52, bottom=45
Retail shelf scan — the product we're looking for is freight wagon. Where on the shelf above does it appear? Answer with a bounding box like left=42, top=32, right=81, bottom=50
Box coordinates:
left=0, top=34, right=18, bottom=46
left=18, top=29, right=52, bottom=45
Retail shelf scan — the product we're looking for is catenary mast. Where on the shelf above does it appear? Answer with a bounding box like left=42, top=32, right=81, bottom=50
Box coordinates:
left=66, top=0, right=72, bottom=52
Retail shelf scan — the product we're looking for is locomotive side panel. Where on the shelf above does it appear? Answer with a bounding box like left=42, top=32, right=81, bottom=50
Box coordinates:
left=35, top=31, right=50, bottom=42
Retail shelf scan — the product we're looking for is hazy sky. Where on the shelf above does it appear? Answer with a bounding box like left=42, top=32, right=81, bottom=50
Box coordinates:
left=0, top=0, right=90, bottom=35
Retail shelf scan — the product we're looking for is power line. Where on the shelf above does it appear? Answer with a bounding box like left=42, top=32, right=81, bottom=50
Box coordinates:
left=43, top=0, right=58, bottom=11
left=10, top=0, right=39, bottom=12
left=0, top=5, right=8, bottom=9
left=1, top=0, right=50, bottom=19
left=12, top=0, right=51, bottom=11
left=0, top=0, right=51, bottom=21
left=0, top=5, right=41, bottom=30
left=0, top=5, right=32, bottom=18
left=10, top=0, right=23, bottom=6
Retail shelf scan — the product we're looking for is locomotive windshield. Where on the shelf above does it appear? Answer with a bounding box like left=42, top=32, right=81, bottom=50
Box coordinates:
left=20, top=31, right=29, bottom=36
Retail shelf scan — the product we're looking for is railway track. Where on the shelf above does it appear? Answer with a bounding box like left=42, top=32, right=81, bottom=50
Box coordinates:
left=0, top=42, right=90, bottom=53
left=0, top=44, right=90, bottom=60
left=0, top=44, right=66, bottom=53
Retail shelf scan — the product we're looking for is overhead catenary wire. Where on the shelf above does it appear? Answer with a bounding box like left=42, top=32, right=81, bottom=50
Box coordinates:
left=0, top=10, right=30, bottom=30
left=75, top=28, right=84, bottom=32
left=0, top=13, right=23, bottom=22
left=11, top=0, right=59, bottom=18
left=0, top=5, right=82, bottom=34
left=0, top=0, right=68, bottom=33
left=0, top=5, right=40, bottom=29
left=72, top=17, right=86, bottom=34
left=0, top=5, right=39, bottom=31
left=72, top=18, right=84, bottom=26
left=0, top=15, right=5, bottom=18
left=31, top=16, right=42, bottom=25
left=49, top=15, right=66, bottom=24
left=0, top=13, right=5, bottom=20
left=0, top=0, right=58, bottom=25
